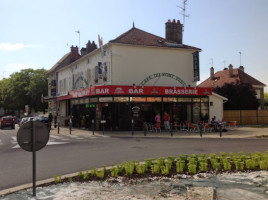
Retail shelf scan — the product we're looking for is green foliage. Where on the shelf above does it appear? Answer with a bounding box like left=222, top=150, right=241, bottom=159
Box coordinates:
left=54, top=175, right=62, bottom=183
left=151, top=163, right=160, bottom=174
left=83, top=170, right=89, bottom=180
left=122, top=162, right=135, bottom=176
left=160, top=165, right=170, bottom=175
left=260, top=160, right=268, bottom=170
left=222, top=159, right=231, bottom=171
left=167, top=156, right=176, bottom=163
left=90, top=168, right=98, bottom=176
left=179, top=154, right=188, bottom=161
left=136, top=164, right=146, bottom=175
left=110, top=166, right=119, bottom=177
left=96, top=169, right=105, bottom=179
left=234, top=160, right=244, bottom=171
left=188, top=163, right=197, bottom=174
left=0, top=68, right=48, bottom=114
left=245, top=159, right=256, bottom=170
left=78, top=171, right=84, bottom=178
left=156, top=157, right=165, bottom=166
left=144, top=159, right=155, bottom=171
left=199, top=162, right=208, bottom=172
left=213, top=83, right=259, bottom=110
left=176, top=160, right=185, bottom=173
left=68, top=177, right=73, bottom=182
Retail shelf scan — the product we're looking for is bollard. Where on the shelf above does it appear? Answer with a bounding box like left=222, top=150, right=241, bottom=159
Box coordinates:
left=199, top=124, right=203, bottom=137
left=69, top=123, right=72, bottom=135
left=131, top=119, right=134, bottom=136
left=170, top=123, right=173, bottom=136
left=102, top=123, right=104, bottom=135
left=144, top=123, right=147, bottom=136
left=57, top=122, right=59, bottom=134
left=92, top=120, right=95, bottom=135
left=219, top=123, right=222, bottom=137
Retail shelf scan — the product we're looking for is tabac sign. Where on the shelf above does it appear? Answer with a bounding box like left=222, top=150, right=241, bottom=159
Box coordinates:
left=57, top=85, right=212, bottom=100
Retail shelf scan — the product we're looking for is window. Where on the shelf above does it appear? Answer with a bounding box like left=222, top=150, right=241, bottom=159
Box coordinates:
left=130, top=97, right=146, bottom=102
left=94, top=66, right=98, bottom=84
left=99, top=97, right=113, bottom=102
left=147, top=97, right=162, bottom=102
left=114, top=97, right=129, bottom=102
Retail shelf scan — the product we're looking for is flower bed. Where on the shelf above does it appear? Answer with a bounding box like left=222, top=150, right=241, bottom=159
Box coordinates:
left=49, top=151, right=268, bottom=186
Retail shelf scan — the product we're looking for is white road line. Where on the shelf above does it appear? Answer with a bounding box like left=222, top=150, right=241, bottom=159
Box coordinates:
left=12, top=141, right=69, bottom=149
left=0, top=139, right=3, bottom=145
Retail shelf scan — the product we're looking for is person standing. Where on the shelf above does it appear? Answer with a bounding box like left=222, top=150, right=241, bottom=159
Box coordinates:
left=164, top=112, right=170, bottom=130
left=154, top=113, right=161, bottom=129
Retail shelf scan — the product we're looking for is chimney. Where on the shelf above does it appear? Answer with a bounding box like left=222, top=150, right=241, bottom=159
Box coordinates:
left=210, top=67, right=214, bottom=80
left=228, top=64, right=233, bottom=77
left=165, top=19, right=183, bottom=44
left=80, top=48, right=87, bottom=56
left=70, top=46, right=79, bottom=61
left=86, top=40, right=97, bottom=53
left=239, top=66, right=244, bottom=72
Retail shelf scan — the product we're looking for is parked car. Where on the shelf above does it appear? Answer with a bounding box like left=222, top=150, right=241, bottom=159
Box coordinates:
left=19, top=117, right=29, bottom=127
left=34, top=116, right=50, bottom=132
left=0, top=116, right=15, bottom=129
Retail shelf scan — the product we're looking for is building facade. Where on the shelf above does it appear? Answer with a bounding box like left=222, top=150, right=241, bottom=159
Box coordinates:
left=47, top=19, right=223, bottom=130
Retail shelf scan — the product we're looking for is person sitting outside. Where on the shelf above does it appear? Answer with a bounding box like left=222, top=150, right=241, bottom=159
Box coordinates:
left=154, top=113, right=161, bottom=131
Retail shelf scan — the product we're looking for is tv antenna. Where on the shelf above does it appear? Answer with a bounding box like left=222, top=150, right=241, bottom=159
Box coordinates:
left=178, top=0, right=190, bottom=32
left=239, top=51, right=242, bottom=66
left=75, top=30, right=80, bottom=50
left=209, top=58, right=214, bottom=67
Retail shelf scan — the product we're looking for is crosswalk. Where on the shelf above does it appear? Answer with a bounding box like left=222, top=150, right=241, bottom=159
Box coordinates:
left=0, top=134, right=109, bottom=149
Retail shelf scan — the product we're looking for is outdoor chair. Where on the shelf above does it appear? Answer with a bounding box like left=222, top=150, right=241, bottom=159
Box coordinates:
left=229, top=121, right=237, bottom=129
left=203, top=123, right=213, bottom=132
left=154, top=123, right=161, bottom=133
left=189, top=123, right=199, bottom=132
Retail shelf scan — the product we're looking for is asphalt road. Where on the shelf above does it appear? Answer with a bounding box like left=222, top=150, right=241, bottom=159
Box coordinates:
left=0, top=127, right=268, bottom=191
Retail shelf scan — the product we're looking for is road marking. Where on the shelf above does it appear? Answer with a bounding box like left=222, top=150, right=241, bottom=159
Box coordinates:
left=12, top=141, right=69, bottom=149
left=0, top=139, right=3, bottom=145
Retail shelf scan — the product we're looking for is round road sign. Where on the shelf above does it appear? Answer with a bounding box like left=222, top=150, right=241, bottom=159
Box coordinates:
left=17, top=121, right=49, bottom=152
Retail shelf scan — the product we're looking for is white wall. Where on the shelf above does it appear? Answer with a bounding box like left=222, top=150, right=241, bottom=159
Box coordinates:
left=110, top=44, right=197, bottom=87
left=209, top=94, right=225, bottom=121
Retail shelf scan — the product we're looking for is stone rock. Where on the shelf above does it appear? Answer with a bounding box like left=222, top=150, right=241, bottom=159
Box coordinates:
left=186, top=187, right=216, bottom=200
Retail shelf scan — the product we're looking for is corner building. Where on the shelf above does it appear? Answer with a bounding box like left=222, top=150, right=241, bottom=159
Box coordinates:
left=47, top=19, right=219, bottom=131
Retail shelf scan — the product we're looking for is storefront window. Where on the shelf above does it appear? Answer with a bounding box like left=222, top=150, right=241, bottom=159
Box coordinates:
left=89, top=97, right=98, bottom=102
left=114, top=97, right=129, bottom=102
left=99, top=97, right=113, bottom=102
left=193, top=98, right=201, bottom=102
left=193, top=103, right=201, bottom=123
left=201, top=102, right=209, bottom=121
left=147, top=97, right=162, bottom=102
left=130, top=97, right=146, bottom=102
left=201, top=98, right=209, bottom=102
left=163, top=97, right=177, bottom=102
left=178, top=98, right=192, bottom=102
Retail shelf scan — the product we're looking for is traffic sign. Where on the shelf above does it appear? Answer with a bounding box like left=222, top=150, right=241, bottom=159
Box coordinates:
left=17, top=121, right=49, bottom=152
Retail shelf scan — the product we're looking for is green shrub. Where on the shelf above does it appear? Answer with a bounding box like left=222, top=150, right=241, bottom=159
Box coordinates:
left=245, top=159, right=255, bottom=170
left=83, top=170, right=89, bottom=180
left=188, top=163, right=197, bottom=174
left=260, top=160, right=268, bottom=170
left=222, top=159, right=231, bottom=171
left=167, top=156, right=176, bottom=163
left=234, top=160, right=244, bottom=171
left=211, top=160, right=221, bottom=171
left=199, top=162, right=208, bottom=172
left=78, top=171, right=84, bottom=178
left=210, top=153, right=218, bottom=160
left=179, top=154, right=188, bottom=161
left=96, top=169, right=105, bottom=179
left=176, top=160, right=185, bottom=173
left=136, top=164, right=146, bottom=175
left=90, top=168, right=98, bottom=176
left=160, top=165, right=170, bottom=175
left=151, top=163, right=160, bottom=174
left=110, top=166, right=119, bottom=177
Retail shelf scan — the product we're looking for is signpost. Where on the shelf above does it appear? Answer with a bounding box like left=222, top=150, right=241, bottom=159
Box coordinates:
left=17, top=121, right=49, bottom=197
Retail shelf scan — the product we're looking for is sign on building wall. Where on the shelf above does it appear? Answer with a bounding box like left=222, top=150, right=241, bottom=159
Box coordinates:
left=58, top=85, right=212, bottom=100
left=193, top=51, right=200, bottom=82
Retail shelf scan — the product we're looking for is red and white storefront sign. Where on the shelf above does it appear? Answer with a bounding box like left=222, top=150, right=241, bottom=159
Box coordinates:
left=57, top=85, right=212, bottom=101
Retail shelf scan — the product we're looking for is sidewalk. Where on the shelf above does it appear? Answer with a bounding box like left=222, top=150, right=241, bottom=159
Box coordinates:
left=50, top=126, right=268, bottom=139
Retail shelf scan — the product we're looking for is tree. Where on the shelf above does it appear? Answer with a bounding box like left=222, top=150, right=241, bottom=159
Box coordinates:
left=0, top=68, right=48, bottom=115
left=264, top=92, right=268, bottom=109
left=213, top=83, right=259, bottom=110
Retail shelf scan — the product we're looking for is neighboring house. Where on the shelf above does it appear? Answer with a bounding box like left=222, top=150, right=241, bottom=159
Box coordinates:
left=198, top=65, right=266, bottom=110
left=46, top=19, right=223, bottom=130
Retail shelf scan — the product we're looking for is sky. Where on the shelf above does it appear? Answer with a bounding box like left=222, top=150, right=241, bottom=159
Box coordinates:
left=1, top=0, right=268, bottom=92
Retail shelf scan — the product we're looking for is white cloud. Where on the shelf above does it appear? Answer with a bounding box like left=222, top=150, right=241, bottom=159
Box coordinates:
left=1, top=63, right=36, bottom=79
left=0, top=43, right=40, bottom=51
